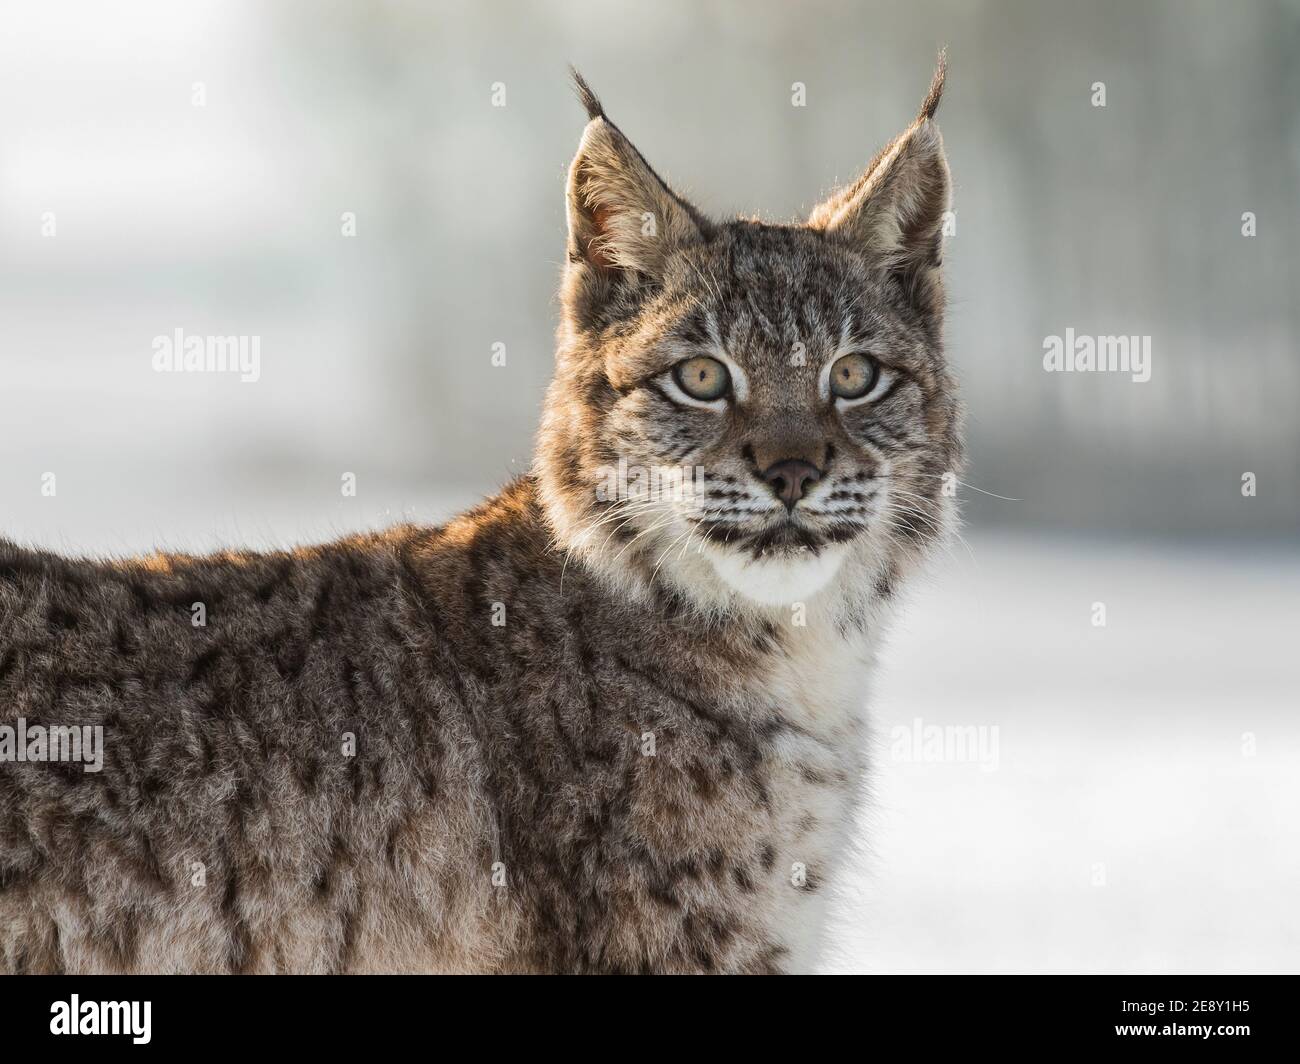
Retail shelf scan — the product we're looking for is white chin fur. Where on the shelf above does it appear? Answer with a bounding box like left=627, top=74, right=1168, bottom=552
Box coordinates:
left=705, top=543, right=848, bottom=606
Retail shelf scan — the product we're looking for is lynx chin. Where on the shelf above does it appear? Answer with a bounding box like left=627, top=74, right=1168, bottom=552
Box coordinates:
left=0, top=57, right=961, bottom=974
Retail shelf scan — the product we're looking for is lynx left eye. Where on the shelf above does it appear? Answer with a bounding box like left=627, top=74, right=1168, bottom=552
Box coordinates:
left=829, top=353, right=879, bottom=400
left=673, top=356, right=731, bottom=401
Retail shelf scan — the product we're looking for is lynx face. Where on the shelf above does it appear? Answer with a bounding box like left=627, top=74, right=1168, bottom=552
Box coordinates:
left=539, top=65, right=962, bottom=609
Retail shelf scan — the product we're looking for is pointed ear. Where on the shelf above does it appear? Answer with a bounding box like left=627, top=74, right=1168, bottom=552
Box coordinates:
left=564, top=72, right=704, bottom=294
left=808, top=57, right=950, bottom=319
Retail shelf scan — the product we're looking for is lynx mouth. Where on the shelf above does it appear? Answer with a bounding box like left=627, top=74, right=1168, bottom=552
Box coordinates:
left=689, top=513, right=865, bottom=561
left=692, top=517, right=818, bottom=552
left=739, top=522, right=827, bottom=557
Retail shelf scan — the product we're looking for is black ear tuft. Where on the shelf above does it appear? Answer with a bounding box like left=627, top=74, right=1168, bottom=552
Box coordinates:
left=570, top=67, right=605, bottom=121
left=918, top=49, right=946, bottom=121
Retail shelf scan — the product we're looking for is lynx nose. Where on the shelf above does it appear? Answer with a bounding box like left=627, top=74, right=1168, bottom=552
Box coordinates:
left=761, top=459, right=822, bottom=512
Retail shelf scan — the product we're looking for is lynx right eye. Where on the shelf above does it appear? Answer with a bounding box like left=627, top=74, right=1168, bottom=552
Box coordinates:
left=672, top=356, right=731, bottom=401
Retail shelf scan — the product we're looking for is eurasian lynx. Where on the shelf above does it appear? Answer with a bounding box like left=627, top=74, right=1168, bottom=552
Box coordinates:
left=0, top=59, right=960, bottom=974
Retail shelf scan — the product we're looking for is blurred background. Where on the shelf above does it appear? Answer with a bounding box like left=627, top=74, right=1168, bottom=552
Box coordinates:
left=1, top=0, right=1296, bottom=972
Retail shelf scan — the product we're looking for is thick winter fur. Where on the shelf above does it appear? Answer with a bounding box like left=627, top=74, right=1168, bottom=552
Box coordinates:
left=0, top=59, right=960, bottom=974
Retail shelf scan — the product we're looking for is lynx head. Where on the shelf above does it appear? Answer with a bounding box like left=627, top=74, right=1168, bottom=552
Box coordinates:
left=537, top=59, right=963, bottom=614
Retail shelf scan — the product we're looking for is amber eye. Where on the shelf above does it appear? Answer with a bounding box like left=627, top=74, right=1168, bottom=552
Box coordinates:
left=672, top=356, right=731, bottom=401
left=829, top=353, right=879, bottom=400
